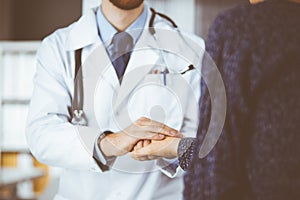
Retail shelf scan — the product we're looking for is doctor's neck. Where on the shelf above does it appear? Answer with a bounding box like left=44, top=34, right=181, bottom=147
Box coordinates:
left=101, top=0, right=144, bottom=32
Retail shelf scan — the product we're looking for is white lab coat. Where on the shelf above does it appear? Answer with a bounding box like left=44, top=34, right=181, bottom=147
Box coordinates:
left=26, top=6, right=205, bottom=200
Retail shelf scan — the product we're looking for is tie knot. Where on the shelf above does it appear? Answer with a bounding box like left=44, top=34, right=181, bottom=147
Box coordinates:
left=112, top=32, right=134, bottom=57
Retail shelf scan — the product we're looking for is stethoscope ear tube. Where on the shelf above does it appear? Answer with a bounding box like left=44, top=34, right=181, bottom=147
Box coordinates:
left=149, top=8, right=156, bottom=35
left=149, top=8, right=178, bottom=35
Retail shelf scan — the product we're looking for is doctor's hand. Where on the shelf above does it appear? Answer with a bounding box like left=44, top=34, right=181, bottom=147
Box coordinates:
left=130, top=137, right=181, bottom=161
left=99, top=117, right=181, bottom=157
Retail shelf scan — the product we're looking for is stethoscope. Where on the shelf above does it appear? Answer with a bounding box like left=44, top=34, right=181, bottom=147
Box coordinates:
left=71, top=8, right=199, bottom=126
left=149, top=8, right=197, bottom=85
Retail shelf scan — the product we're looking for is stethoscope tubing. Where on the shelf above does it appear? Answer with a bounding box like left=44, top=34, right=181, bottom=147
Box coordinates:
left=71, top=8, right=199, bottom=125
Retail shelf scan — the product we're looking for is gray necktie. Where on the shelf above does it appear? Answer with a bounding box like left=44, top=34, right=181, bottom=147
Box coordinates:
left=109, top=32, right=134, bottom=81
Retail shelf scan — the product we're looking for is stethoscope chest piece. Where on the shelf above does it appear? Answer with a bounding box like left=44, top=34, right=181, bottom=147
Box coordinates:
left=71, top=109, right=88, bottom=126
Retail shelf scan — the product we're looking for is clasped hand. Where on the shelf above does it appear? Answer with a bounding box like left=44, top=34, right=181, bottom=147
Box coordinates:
left=99, top=117, right=181, bottom=160
left=130, top=136, right=181, bottom=161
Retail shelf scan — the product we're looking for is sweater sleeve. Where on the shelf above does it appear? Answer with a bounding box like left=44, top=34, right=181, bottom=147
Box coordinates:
left=177, top=137, right=196, bottom=170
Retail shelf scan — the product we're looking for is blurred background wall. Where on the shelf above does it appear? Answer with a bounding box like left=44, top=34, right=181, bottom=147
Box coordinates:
left=0, top=0, right=81, bottom=40
left=195, top=0, right=247, bottom=38
left=82, top=0, right=247, bottom=39
left=0, top=0, right=247, bottom=40
left=0, top=0, right=13, bottom=40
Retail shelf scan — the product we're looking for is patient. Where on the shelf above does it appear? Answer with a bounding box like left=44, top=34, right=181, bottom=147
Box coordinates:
left=132, top=0, right=300, bottom=199
left=185, top=0, right=300, bottom=199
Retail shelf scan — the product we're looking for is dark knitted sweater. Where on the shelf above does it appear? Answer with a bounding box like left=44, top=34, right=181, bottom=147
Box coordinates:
left=184, top=1, right=300, bottom=200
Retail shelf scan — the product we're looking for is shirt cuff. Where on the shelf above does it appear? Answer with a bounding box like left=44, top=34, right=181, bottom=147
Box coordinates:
left=93, top=131, right=116, bottom=172
left=156, top=158, right=183, bottom=178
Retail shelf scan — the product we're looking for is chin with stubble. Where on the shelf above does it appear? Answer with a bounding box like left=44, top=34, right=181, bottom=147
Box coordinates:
left=109, top=0, right=144, bottom=10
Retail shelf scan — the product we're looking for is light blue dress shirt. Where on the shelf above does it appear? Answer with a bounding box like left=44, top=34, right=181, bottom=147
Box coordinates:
left=96, top=5, right=148, bottom=49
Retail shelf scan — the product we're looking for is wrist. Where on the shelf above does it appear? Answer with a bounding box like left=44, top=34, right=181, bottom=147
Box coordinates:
left=118, top=131, right=139, bottom=152
left=167, top=137, right=180, bottom=159
left=99, top=133, right=113, bottom=157
left=172, top=138, right=180, bottom=157
left=100, top=132, right=137, bottom=157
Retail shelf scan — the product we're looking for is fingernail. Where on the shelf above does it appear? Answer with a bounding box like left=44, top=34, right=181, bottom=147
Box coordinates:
left=170, top=131, right=177, bottom=136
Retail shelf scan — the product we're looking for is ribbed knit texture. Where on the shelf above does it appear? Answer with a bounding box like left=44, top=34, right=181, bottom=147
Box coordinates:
left=184, top=1, right=300, bottom=199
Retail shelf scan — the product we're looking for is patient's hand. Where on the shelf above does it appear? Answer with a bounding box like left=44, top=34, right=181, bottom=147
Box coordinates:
left=130, top=137, right=181, bottom=161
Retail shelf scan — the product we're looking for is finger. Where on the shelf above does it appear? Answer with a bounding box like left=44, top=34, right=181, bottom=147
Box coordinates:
left=137, top=140, right=143, bottom=149
left=143, top=140, right=151, bottom=146
left=131, top=144, right=154, bottom=159
left=147, top=155, right=158, bottom=160
left=136, top=125, right=177, bottom=138
left=138, top=157, right=149, bottom=161
left=122, top=128, right=161, bottom=140
left=133, top=141, right=143, bottom=151
left=132, top=118, right=180, bottom=138
left=143, top=122, right=180, bottom=137
left=151, top=124, right=180, bottom=137
left=130, top=152, right=149, bottom=161
left=131, top=131, right=164, bottom=140
left=135, top=146, right=153, bottom=157
left=151, top=134, right=165, bottom=140
left=134, top=117, right=151, bottom=126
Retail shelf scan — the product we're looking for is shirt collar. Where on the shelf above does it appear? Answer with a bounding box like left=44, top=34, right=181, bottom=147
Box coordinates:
left=96, top=5, right=148, bottom=46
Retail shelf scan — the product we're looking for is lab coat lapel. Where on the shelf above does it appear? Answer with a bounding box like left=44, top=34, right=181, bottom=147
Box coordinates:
left=65, top=7, right=99, bottom=52
left=65, top=6, right=120, bottom=89
left=80, top=42, right=123, bottom=129
left=113, top=28, right=161, bottom=110
left=82, top=43, right=120, bottom=90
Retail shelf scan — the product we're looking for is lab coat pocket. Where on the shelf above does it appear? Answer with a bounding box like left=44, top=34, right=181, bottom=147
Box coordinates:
left=143, top=73, right=182, bottom=86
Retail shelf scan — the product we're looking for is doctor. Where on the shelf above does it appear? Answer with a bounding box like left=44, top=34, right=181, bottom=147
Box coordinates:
left=26, top=0, right=204, bottom=199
